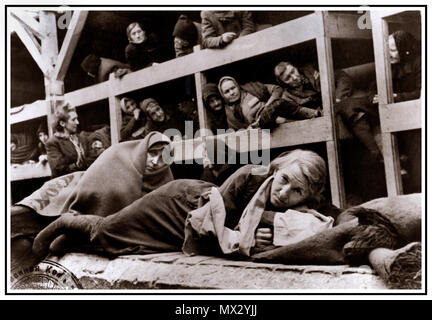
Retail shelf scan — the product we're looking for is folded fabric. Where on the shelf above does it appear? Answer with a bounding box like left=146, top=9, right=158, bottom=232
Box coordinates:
left=183, top=176, right=274, bottom=256
left=273, top=209, right=334, bottom=246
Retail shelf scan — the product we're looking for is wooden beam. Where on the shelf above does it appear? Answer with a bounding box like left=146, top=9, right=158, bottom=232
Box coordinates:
left=64, top=82, right=110, bottom=106
left=12, top=20, right=50, bottom=75
left=108, top=73, right=122, bottom=145
left=11, top=163, right=51, bottom=181
left=379, top=99, right=422, bottom=133
left=381, top=133, right=403, bottom=195
left=316, top=11, right=345, bottom=208
left=373, top=9, right=410, bottom=19
left=10, top=11, right=45, bottom=39
left=54, top=11, right=88, bottom=81
left=371, top=11, right=403, bottom=196
left=39, top=11, right=58, bottom=76
left=10, top=100, right=47, bottom=124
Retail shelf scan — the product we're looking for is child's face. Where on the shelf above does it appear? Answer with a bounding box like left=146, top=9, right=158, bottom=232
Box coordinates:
left=278, top=64, right=302, bottom=88
left=38, top=132, right=48, bottom=144
left=270, top=164, right=310, bottom=209
left=208, top=95, right=224, bottom=111
left=147, top=103, right=165, bottom=122
left=129, top=25, right=146, bottom=44
left=220, top=80, right=240, bottom=103
left=123, top=99, right=137, bottom=115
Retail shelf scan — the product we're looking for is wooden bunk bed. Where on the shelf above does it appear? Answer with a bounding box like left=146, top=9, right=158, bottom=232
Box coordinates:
left=10, top=10, right=420, bottom=208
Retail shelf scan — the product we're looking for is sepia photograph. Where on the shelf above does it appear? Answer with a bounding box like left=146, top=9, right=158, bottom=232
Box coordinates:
left=4, top=1, right=427, bottom=299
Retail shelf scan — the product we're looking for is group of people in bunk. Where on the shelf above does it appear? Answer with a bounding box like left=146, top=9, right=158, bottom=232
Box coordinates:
left=11, top=11, right=422, bottom=289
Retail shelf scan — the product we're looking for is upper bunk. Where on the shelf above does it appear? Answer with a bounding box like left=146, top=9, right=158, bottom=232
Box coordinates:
left=10, top=10, right=373, bottom=163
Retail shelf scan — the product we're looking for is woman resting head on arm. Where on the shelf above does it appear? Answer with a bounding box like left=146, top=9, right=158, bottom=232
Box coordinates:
left=254, top=149, right=328, bottom=250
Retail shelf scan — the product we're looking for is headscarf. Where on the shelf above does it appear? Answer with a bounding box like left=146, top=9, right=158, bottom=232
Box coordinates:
left=218, top=76, right=241, bottom=105
left=140, top=97, right=159, bottom=116
left=61, top=131, right=173, bottom=217
left=202, top=83, right=221, bottom=108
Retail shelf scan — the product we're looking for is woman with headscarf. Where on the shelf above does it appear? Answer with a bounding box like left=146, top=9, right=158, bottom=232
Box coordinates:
left=11, top=132, right=174, bottom=268
left=119, top=97, right=147, bottom=141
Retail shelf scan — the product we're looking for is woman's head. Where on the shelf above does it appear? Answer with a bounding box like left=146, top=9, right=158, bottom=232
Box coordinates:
left=274, top=61, right=303, bottom=88
left=145, top=132, right=172, bottom=172
left=120, top=97, right=138, bottom=115
left=126, top=22, right=147, bottom=44
left=203, top=83, right=224, bottom=112
left=140, top=98, right=166, bottom=123
left=388, top=30, right=418, bottom=64
left=218, top=76, right=241, bottom=104
left=52, top=102, right=79, bottom=134
left=269, top=149, right=327, bottom=209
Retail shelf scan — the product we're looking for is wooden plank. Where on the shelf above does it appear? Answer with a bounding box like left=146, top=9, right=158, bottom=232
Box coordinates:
left=39, top=11, right=58, bottom=74
left=371, top=11, right=403, bottom=196
left=379, top=99, right=422, bottom=133
left=316, top=11, right=345, bottom=208
left=371, top=11, right=393, bottom=104
left=64, top=81, right=110, bottom=106
left=10, top=100, right=47, bottom=124
left=11, top=163, right=51, bottom=181
left=10, top=11, right=45, bottom=39
left=171, top=117, right=332, bottom=162
left=54, top=11, right=88, bottom=81
left=327, top=12, right=372, bottom=39
left=381, top=132, right=403, bottom=195
left=12, top=20, right=50, bottom=75
left=113, top=13, right=319, bottom=96
left=108, top=75, right=122, bottom=145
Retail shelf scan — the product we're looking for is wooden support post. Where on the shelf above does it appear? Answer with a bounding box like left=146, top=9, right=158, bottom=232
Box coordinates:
left=315, top=11, right=345, bottom=208
left=54, top=11, right=88, bottom=81
left=371, top=11, right=403, bottom=195
left=39, top=11, right=58, bottom=76
left=108, top=73, right=122, bottom=145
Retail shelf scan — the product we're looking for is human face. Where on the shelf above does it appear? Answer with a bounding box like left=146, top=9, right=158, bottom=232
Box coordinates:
left=61, top=111, right=79, bottom=134
left=388, top=35, right=400, bottom=64
left=123, top=99, right=137, bottom=115
left=147, top=103, right=165, bottom=122
left=269, top=164, right=310, bottom=209
left=278, top=64, right=302, bottom=88
left=146, top=145, right=168, bottom=172
left=220, top=80, right=240, bottom=103
left=38, top=132, right=48, bottom=144
left=129, top=25, right=146, bottom=44
left=208, top=95, right=223, bottom=111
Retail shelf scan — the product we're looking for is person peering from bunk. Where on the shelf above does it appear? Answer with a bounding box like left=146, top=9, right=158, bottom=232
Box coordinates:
left=274, top=61, right=353, bottom=118
left=119, top=97, right=147, bottom=142
left=80, top=54, right=131, bottom=83
left=139, top=98, right=184, bottom=138
left=125, top=22, right=163, bottom=72
left=32, top=149, right=341, bottom=261
left=218, top=76, right=303, bottom=130
left=11, top=131, right=174, bottom=270
left=45, top=103, right=95, bottom=178
left=202, top=83, right=228, bottom=133
left=36, top=121, right=49, bottom=165
left=201, top=11, right=255, bottom=49
left=172, top=14, right=202, bottom=58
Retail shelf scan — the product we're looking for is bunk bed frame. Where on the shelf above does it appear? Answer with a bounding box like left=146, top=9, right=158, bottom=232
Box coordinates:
left=10, top=9, right=421, bottom=208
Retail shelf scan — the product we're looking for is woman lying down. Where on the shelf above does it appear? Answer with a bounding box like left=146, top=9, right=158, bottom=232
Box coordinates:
left=31, top=149, right=421, bottom=289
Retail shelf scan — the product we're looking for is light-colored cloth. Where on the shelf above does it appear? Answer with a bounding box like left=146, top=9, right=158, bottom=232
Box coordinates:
left=273, top=209, right=334, bottom=246
left=184, top=175, right=274, bottom=256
